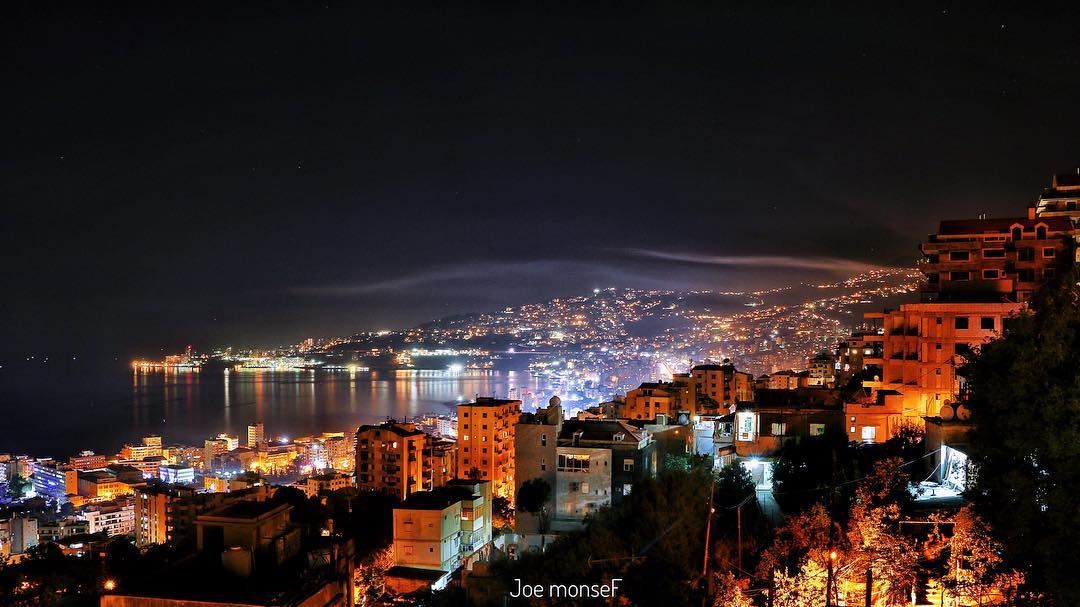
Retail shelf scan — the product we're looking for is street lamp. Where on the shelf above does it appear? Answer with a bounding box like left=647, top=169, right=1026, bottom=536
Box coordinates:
left=826, top=550, right=838, bottom=607
left=103, top=579, right=117, bottom=592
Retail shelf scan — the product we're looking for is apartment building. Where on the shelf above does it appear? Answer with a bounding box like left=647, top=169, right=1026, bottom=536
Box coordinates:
left=456, top=398, right=520, bottom=501
left=355, top=420, right=425, bottom=500
left=689, top=362, right=754, bottom=406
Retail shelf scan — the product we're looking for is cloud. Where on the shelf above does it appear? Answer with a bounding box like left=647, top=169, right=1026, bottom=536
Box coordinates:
left=289, top=260, right=647, bottom=297
left=289, top=250, right=881, bottom=298
left=625, top=248, right=881, bottom=273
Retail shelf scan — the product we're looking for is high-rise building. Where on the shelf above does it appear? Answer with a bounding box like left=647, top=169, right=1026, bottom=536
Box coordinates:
left=456, top=398, right=520, bottom=501
left=354, top=420, right=425, bottom=500
left=246, top=422, right=264, bottom=448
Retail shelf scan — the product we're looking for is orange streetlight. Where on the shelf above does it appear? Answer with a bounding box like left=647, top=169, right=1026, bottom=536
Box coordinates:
left=103, top=579, right=117, bottom=592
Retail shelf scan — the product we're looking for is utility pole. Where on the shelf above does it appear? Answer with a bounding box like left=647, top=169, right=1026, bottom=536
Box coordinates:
left=865, top=567, right=872, bottom=607
left=702, top=475, right=716, bottom=594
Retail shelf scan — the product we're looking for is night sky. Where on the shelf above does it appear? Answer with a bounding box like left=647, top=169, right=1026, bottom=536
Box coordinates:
left=3, top=3, right=1079, bottom=359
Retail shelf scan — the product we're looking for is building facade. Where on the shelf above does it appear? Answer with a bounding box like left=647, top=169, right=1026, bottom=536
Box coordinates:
left=355, top=420, right=425, bottom=500
left=456, top=398, right=520, bottom=501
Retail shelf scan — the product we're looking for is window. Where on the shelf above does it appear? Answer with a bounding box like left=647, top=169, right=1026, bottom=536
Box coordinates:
left=949, top=251, right=970, bottom=261
left=623, top=484, right=632, bottom=495
left=1045, top=268, right=1056, bottom=279
left=1018, top=269, right=1036, bottom=282
left=936, top=317, right=942, bottom=325
left=980, top=317, right=995, bottom=330
left=955, top=317, right=969, bottom=330
left=580, top=482, right=589, bottom=494
left=1018, top=248, right=1035, bottom=262
left=404, top=546, right=413, bottom=555
left=540, top=433, right=547, bottom=447
left=770, top=422, right=786, bottom=436
left=983, top=248, right=1005, bottom=258
left=540, top=457, right=546, bottom=471
left=1037, top=225, right=1047, bottom=239
left=861, top=426, right=877, bottom=442
left=1011, top=227, right=1023, bottom=241
left=935, top=343, right=942, bottom=350
left=955, top=343, right=971, bottom=356
left=809, top=423, right=825, bottom=436
left=1043, top=247, right=1056, bottom=258
left=558, top=453, right=591, bottom=472
left=982, top=269, right=1000, bottom=279
left=951, top=271, right=970, bottom=281
left=482, top=413, right=488, bottom=418
left=623, top=459, right=634, bottom=472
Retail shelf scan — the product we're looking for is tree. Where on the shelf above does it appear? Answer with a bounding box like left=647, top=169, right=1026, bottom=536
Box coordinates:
left=844, top=459, right=918, bottom=605
left=945, top=506, right=1025, bottom=606
left=714, top=461, right=754, bottom=502
left=515, top=478, right=552, bottom=534
left=7, top=475, right=31, bottom=499
left=662, top=452, right=690, bottom=472
left=964, top=273, right=1080, bottom=604
left=353, top=545, right=393, bottom=605
left=711, top=571, right=752, bottom=607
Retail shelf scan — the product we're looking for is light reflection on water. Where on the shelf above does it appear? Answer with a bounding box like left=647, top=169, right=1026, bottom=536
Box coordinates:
left=2, top=367, right=554, bottom=457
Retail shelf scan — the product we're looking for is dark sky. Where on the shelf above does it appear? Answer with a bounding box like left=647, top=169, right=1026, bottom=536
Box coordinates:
left=2, top=2, right=1079, bottom=359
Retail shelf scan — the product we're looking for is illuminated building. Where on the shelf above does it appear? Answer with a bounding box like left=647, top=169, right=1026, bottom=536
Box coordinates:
left=77, top=469, right=134, bottom=502
left=31, top=462, right=75, bottom=503
left=806, top=352, right=836, bottom=387
left=303, top=471, right=353, bottom=498
left=355, top=420, right=425, bottom=500
left=689, top=362, right=754, bottom=407
left=389, top=480, right=492, bottom=590
left=857, top=206, right=1075, bottom=426
left=246, top=422, right=264, bottom=448
left=159, top=464, right=195, bottom=485
left=622, top=379, right=700, bottom=420
left=203, top=438, right=230, bottom=471
left=120, top=436, right=163, bottom=461
left=136, top=483, right=269, bottom=548
left=69, top=451, right=107, bottom=470
left=456, top=398, right=520, bottom=501
left=83, top=500, right=136, bottom=537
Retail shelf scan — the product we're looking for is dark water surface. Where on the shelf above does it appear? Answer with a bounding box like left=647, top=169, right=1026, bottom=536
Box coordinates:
left=0, top=360, right=553, bottom=459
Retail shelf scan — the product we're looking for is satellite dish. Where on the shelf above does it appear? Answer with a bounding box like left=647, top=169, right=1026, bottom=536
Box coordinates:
left=939, top=403, right=955, bottom=421
left=955, top=404, right=972, bottom=421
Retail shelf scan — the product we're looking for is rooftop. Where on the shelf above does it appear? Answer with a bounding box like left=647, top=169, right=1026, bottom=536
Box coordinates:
left=935, top=215, right=1072, bottom=236
left=357, top=420, right=425, bottom=437
left=559, top=419, right=648, bottom=444
left=201, top=500, right=289, bottom=521
left=461, top=397, right=522, bottom=407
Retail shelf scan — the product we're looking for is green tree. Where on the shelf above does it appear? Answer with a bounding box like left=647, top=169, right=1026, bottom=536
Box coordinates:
left=964, top=274, right=1080, bottom=604
left=515, top=478, right=553, bottom=534
left=7, top=475, right=31, bottom=498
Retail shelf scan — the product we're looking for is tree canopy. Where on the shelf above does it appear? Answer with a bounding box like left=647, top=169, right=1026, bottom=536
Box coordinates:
left=965, top=273, right=1080, bottom=605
